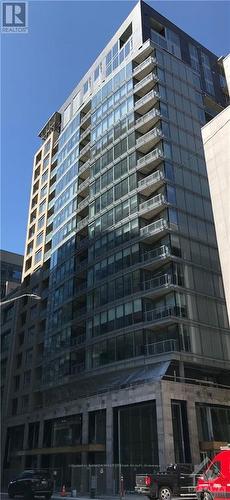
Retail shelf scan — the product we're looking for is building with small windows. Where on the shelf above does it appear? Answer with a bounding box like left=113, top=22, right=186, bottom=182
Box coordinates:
left=2, top=1, right=230, bottom=492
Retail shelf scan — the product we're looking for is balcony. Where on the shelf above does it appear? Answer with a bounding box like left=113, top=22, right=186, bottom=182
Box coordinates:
left=138, top=170, right=165, bottom=196
left=133, top=55, right=157, bottom=80
left=77, top=196, right=89, bottom=213
left=80, top=126, right=91, bottom=143
left=140, top=218, right=168, bottom=242
left=79, top=143, right=90, bottom=162
left=135, top=90, right=160, bottom=115
left=137, top=148, right=164, bottom=174
left=80, top=110, right=91, bottom=129
left=144, top=305, right=187, bottom=324
left=143, top=273, right=172, bottom=299
left=141, top=244, right=170, bottom=271
left=136, top=127, right=163, bottom=154
left=133, top=39, right=154, bottom=65
left=136, top=109, right=161, bottom=134
left=77, top=177, right=90, bottom=195
left=139, top=193, right=167, bottom=220
left=79, top=160, right=90, bottom=179
left=134, top=72, right=159, bottom=97
left=76, top=216, right=89, bottom=232
left=145, top=338, right=177, bottom=356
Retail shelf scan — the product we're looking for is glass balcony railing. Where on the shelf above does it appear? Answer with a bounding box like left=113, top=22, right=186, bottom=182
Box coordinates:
left=144, top=305, right=187, bottom=323
left=140, top=218, right=168, bottom=238
left=78, top=177, right=90, bottom=192
left=135, top=89, right=160, bottom=111
left=141, top=244, right=170, bottom=263
left=146, top=338, right=177, bottom=356
left=138, top=169, right=164, bottom=191
left=143, top=273, right=172, bottom=292
left=136, top=108, right=161, bottom=129
left=134, top=72, right=159, bottom=93
left=136, top=127, right=163, bottom=149
left=139, top=193, right=166, bottom=214
left=76, top=216, right=89, bottom=232
left=137, top=147, right=164, bottom=169
left=133, top=55, right=157, bottom=76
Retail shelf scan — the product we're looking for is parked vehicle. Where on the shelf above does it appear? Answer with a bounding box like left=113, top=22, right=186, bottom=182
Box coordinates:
left=135, top=463, right=195, bottom=500
left=196, top=447, right=230, bottom=500
left=8, top=470, right=54, bottom=499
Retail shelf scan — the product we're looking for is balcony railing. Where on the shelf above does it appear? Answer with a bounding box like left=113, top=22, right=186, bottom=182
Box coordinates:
left=80, top=126, right=91, bottom=142
left=134, top=72, right=158, bottom=93
left=136, top=127, right=163, bottom=151
left=81, top=110, right=91, bottom=125
left=143, top=273, right=172, bottom=293
left=139, top=193, right=166, bottom=215
left=78, top=177, right=90, bottom=193
left=136, top=108, right=161, bottom=129
left=77, top=196, right=89, bottom=212
left=146, top=338, right=177, bottom=356
left=79, top=143, right=90, bottom=159
left=137, top=147, right=164, bottom=170
left=142, top=244, right=170, bottom=263
left=135, top=90, right=160, bottom=112
left=140, top=218, right=168, bottom=238
left=138, top=169, right=164, bottom=191
left=144, top=305, right=187, bottom=323
left=79, top=160, right=90, bottom=175
left=133, top=55, right=157, bottom=77
left=76, top=216, right=89, bottom=232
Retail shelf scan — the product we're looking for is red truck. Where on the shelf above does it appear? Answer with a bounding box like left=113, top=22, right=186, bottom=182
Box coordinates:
left=196, top=447, right=230, bottom=500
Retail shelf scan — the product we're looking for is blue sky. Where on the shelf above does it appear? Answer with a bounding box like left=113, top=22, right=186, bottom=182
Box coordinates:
left=1, top=0, right=230, bottom=255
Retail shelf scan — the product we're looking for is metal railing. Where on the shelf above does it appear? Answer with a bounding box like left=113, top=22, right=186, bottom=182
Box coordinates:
left=136, top=108, right=161, bottom=128
left=136, top=127, right=163, bottom=147
left=79, top=143, right=90, bottom=158
left=139, top=193, right=166, bottom=213
left=143, top=273, right=171, bottom=292
left=138, top=169, right=164, bottom=190
left=77, top=196, right=89, bottom=211
left=135, top=90, right=160, bottom=110
left=76, top=216, right=89, bottom=232
left=137, top=147, right=164, bottom=168
left=140, top=218, right=168, bottom=238
left=141, top=244, right=169, bottom=263
left=133, top=55, right=157, bottom=76
left=146, top=338, right=177, bottom=355
left=134, top=72, right=158, bottom=92
left=78, top=177, right=90, bottom=192
left=144, top=305, right=187, bottom=322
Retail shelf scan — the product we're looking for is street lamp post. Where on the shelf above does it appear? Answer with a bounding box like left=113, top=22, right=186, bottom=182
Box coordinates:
left=0, top=293, right=41, bottom=306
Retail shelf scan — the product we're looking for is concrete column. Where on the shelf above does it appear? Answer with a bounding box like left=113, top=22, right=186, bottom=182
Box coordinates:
left=106, top=401, right=114, bottom=494
left=186, top=400, right=201, bottom=465
left=81, top=410, right=89, bottom=493
left=155, top=382, right=174, bottom=467
left=21, top=422, right=30, bottom=469
left=36, top=419, right=44, bottom=469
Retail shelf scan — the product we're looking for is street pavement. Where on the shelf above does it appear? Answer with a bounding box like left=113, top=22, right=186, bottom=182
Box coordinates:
left=0, top=494, right=194, bottom=500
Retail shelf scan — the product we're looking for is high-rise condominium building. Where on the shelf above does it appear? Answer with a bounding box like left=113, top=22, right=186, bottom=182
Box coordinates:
left=2, top=1, right=230, bottom=492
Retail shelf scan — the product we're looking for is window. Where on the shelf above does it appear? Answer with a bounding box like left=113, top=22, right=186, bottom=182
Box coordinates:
left=23, top=370, right=31, bottom=386
left=94, top=66, right=100, bottom=81
left=40, top=185, right=47, bottom=199
left=43, top=155, right=50, bottom=170
left=44, top=139, right=51, bottom=155
left=72, top=92, right=81, bottom=116
left=39, top=200, right=46, bottom=215
left=34, top=249, right=42, bottom=265
left=37, top=215, right=45, bottom=231
left=63, top=104, right=71, bottom=128
left=83, top=80, right=89, bottom=94
left=36, top=232, right=43, bottom=247
left=206, top=461, right=221, bottom=480
left=41, top=170, right=48, bottom=185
